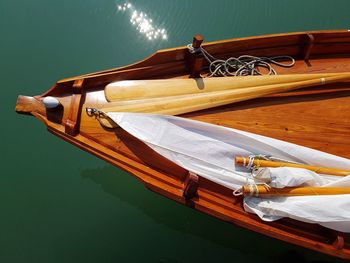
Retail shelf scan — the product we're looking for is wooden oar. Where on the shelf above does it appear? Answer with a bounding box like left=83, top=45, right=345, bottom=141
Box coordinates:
left=242, top=185, right=350, bottom=197
left=235, top=156, right=350, bottom=176
left=105, top=72, right=350, bottom=102
left=101, top=73, right=350, bottom=115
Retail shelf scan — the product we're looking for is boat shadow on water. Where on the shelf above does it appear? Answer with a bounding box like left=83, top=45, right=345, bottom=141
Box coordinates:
left=80, top=166, right=344, bottom=263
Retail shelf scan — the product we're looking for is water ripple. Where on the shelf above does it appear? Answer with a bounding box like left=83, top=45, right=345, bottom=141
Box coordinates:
left=117, top=2, right=168, bottom=41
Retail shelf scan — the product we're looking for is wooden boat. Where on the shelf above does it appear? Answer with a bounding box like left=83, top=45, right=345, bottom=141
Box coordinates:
left=15, top=30, right=350, bottom=259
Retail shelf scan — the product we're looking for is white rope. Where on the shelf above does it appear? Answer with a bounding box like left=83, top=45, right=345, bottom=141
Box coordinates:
left=245, top=182, right=272, bottom=197
left=254, top=184, right=260, bottom=197
left=249, top=184, right=256, bottom=197
left=233, top=188, right=243, bottom=196
left=187, top=44, right=295, bottom=77
left=246, top=155, right=256, bottom=170
left=241, top=154, right=302, bottom=169
left=242, top=157, right=247, bottom=167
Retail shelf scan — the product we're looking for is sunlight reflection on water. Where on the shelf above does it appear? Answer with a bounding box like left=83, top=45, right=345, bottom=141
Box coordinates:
left=117, top=2, right=168, bottom=41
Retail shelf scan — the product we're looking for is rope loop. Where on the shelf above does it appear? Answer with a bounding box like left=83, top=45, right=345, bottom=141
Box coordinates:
left=197, top=46, right=295, bottom=77
left=233, top=188, right=243, bottom=196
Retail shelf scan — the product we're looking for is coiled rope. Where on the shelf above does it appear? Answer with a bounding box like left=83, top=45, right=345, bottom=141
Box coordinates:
left=187, top=44, right=295, bottom=77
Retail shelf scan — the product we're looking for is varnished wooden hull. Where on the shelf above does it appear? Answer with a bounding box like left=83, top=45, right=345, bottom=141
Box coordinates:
left=15, top=30, right=350, bottom=259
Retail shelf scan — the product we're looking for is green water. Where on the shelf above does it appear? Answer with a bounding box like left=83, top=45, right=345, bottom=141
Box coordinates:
left=1, top=0, right=350, bottom=262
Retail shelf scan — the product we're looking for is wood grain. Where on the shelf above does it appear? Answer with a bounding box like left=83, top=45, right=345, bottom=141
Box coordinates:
left=15, top=30, right=350, bottom=259
left=104, top=73, right=350, bottom=101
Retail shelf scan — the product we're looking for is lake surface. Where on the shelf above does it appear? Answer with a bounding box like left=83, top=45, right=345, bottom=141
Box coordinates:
left=1, top=0, right=350, bottom=262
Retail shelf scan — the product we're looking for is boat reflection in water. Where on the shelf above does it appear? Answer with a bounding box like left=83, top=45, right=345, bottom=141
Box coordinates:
left=117, top=2, right=168, bottom=40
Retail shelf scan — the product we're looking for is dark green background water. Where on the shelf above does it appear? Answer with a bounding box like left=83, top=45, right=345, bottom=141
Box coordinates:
left=1, top=1, right=350, bottom=262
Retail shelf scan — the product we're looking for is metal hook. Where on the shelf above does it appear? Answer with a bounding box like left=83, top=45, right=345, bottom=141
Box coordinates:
left=85, top=107, right=106, bottom=118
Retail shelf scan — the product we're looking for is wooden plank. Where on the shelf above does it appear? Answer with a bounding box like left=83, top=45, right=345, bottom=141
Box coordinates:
left=15, top=30, right=350, bottom=259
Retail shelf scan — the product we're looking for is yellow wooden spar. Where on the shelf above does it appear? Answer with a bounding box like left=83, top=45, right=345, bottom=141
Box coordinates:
left=235, top=156, right=350, bottom=176
left=236, top=156, right=350, bottom=197
left=242, top=185, right=350, bottom=197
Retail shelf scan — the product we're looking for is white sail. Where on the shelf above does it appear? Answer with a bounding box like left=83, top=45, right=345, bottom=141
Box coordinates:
left=107, top=112, right=350, bottom=232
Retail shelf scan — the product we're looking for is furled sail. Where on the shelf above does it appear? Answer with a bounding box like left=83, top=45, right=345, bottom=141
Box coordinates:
left=106, top=112, right=350, bottom=232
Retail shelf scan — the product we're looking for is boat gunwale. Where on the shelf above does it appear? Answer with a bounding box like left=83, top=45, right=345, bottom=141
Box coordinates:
left=57, top=29, right=350, bottom=83
left=17, top=29, right=350, bottom=259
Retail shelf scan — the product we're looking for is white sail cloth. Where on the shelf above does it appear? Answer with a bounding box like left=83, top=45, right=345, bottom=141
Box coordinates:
left=107, top=112, right=350, bottom=232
